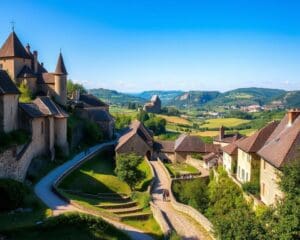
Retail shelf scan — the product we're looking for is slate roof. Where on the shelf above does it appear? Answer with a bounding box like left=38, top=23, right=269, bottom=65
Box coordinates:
left=116, top=120, right=152, bottom=151
left=17, top=65, right=36, bottom=78
left=19, top=103, right=45, bottom=118
left=79, top=94, right=108, bottom=107
left=0, top=31, right=31, bottom=59
left=258, top=114, right=300, bottom=168
left=0, top=70, right=20, bottom=95
left=33, top=96, right=68, bottom=118
left=237, top=121, right=279, bottom=153
left=55, top=53, right=67, bottom=75
left=174, top=134, right=206, bottom=152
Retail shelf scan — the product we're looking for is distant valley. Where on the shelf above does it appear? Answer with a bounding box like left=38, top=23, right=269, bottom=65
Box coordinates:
left=89, top=87, right=300, bottom=109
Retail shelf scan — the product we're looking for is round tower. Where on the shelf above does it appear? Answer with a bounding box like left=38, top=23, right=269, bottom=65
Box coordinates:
left=54, top=52, right=67, bottom=106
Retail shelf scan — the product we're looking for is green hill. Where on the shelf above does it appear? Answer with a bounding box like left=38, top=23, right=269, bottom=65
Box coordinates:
left=131, top=90, right=183, bottom=103
left=271, top=91, right=300, bottom=108
left=89, top=88, right=146, bottom=105
left=167, top=91, right=221, bottom=108
left=205, top=88, right=286, bottom=108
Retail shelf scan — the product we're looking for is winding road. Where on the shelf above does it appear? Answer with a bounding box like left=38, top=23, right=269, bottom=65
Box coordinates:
left=150, top=161, right=209, bottom=240
left=34, top=141, right=153, bottom=240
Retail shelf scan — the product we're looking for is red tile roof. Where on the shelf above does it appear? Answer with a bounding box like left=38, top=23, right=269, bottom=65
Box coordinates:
left=237, top=121, right=278, bottom=153
left=174, top=134, right=206, bottom=152
left=258, top=114, right=300, bottom=168
left=0, top=32, right=31, bottom=59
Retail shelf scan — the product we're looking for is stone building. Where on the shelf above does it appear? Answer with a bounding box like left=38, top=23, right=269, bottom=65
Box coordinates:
left=71, top=93, right=115, bottom=139
left=143, top=95, right=161, bottom=113
left=258, top=109, right=300, bottom=205
left=0, top=31, right=69, bottom=181
left=0, top=70, right=20, bottom=132
left=0, top=31, right=68, bottom=106
left=213, top=126, right=243, bottom=147
left=222, top=138, right=245, bottom=174
left=235, top=121, right=278, bottom=183
left=156, top=134, right=220, bottom=163
left=115, top=120, right=153, bottom=159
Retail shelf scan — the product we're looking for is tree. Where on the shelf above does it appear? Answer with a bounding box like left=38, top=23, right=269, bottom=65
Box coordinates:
left=19, top=82, right=33, bottom=103
left=136, top=110, right=149, bottom=123
left=144, top=117, right=166, bottom=135
left=67, top=79, right=87, bottom=96
left=114, top=114, right=132, bottom=130
left=263, top=156, right=300, bottom=240
left=115, top=153, right=145, bottom=190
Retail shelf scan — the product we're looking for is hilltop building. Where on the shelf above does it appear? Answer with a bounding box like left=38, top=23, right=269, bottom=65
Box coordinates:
left=0, top=31, right=68, bottom=181
left=143, top=95, right=161, bottom=113
left=0, top=31, right=67, bottom=106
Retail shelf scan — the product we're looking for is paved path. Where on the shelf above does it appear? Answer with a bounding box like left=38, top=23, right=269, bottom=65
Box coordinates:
left=150, top=161, right=208, bottom=240
left=35, top=141, right=153, bottom=240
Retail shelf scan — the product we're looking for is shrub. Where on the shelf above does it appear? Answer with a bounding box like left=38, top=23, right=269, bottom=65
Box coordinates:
left=0, top=129, right=30, bottom=153
left=242, top=181, right=260, bottom=196
left=0, top=179, right=27, bottom=211
left=190, top=153, right=203, bottom=160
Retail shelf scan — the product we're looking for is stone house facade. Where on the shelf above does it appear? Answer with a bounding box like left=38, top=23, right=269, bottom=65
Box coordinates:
left=257, top=110, right=300, bottom=205
left=236, top=121, right=278, bottom=183
left=115, top=120, right=153, bottom=159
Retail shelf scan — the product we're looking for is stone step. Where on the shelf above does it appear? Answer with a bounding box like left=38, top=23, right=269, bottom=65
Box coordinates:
left=96, top=201, right=138, bottom=209
left=111, top=206, right=144, bottom=215
left=119, top=212, right=151, bottom=221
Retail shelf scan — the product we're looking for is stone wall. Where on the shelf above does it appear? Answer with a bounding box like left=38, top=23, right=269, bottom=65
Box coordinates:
left=157, top=157, right=215, bottom=239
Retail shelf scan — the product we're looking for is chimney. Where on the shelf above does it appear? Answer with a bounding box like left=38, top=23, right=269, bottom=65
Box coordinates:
left=219, top=126, right=225, bottom=140
left=33, top=51, right=38, bottom=73
left=288, top=109, right=300, bottom=126
left=25, top=43, right=31, bottom=54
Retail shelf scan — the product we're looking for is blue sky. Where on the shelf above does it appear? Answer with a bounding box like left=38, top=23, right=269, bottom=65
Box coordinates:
left=0, top=0, right=299, bottom=92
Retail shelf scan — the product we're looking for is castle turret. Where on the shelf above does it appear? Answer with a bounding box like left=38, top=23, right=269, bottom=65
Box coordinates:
left=54, top=52, right=67, bottom=106
left=0, top=31, right=32, bottom=81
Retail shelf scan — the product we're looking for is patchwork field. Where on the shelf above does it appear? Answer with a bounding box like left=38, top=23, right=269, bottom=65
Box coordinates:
left=157, top=114, right=192, bottom=126
left=200, top=118, right=250, bottom=128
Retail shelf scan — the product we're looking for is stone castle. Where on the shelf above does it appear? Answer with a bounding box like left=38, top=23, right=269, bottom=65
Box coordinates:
left=143, top=95, right=161, bottom=113
left=0, top=31, right=68, bottom=181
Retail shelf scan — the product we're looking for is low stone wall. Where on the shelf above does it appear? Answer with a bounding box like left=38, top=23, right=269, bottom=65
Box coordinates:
left=157, top=157, right=215, bottom=239
left=150, top=202, right=171, bottom=236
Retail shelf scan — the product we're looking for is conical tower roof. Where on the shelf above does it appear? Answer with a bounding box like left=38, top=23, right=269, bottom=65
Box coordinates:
left=0, top=31, right=31, bottom=59
left=55, top=53, right=67, bottom=75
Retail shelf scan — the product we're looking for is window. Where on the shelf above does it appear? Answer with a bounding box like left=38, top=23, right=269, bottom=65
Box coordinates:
left=41, top=122, right=44, bottom=134
left=242, top=169, right=245, bottom=181
left=238, top=166, right=240, bottom=177
left=263, top=160, right=266, bottom=169
left=246, top=172, right=249, bottom=181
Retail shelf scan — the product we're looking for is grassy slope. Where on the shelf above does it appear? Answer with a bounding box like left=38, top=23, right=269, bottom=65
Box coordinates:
left=60, top=152, right=131, bottom=195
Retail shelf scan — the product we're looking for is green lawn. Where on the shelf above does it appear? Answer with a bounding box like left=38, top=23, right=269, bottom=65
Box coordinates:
left=60, top=151, right=131, bottom=195
left=136, top=158, right=154, bottom=191
left=165, top=163, right=199, bottom=177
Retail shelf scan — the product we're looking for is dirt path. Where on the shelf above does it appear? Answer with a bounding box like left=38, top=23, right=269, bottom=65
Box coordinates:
left=35, top=141, right=154, bottom=240
left=150, top=161, right=209, bottom=240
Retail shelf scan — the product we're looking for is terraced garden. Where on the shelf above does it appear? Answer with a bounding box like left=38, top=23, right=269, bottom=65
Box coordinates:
left=58, top=151, right=163, bottom=239
left=164, top=162, right=199, bottom=178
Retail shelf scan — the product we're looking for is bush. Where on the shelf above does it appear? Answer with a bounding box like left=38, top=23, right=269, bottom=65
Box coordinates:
left=0, top=179, right=27, bottom=211
left=190, top=153, right=203, bottom=160
left=0, top=129, right=30, bottom=153
left=84, top=120, right=103, bottom=144
left=242, top=181, right=260, bottom=196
